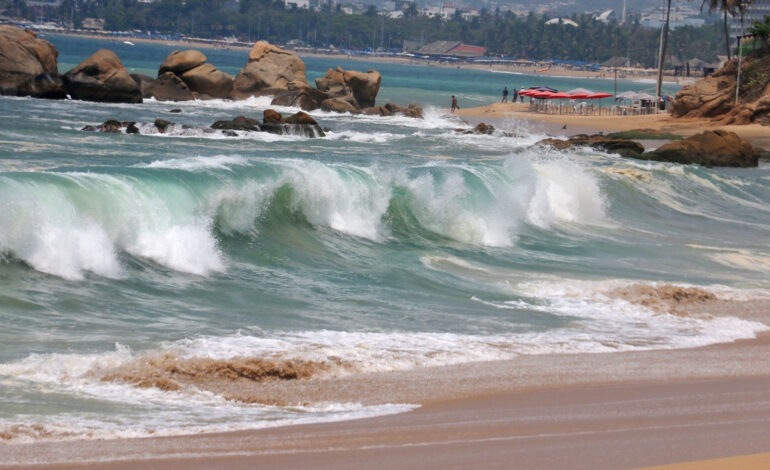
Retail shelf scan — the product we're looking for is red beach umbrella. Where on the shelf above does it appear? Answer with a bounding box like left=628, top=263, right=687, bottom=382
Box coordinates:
left=586, top=92, right=613, bottom=99
left=519, top=89, right=534, bottom=96
left=570, top=93, right=589, bottom=99
left=550, top=92, right=571, bottom=99
left=533, top=91, right=555, bottom=99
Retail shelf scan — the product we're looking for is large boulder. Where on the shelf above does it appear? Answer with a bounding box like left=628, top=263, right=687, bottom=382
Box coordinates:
left=315, top=67, right=381, bottom=108
left=320, top=97, right=359, bottom=114
left=536, top=134, right=645, bottom=158
left=270, top=83, right=326, bottom=110
left=0, top=25, right=65, bottom=98
left=181, top=63, right=233, bottom=99
left=211, top=115, right=261, bottom=131
left=158, top=49, right=207, bottom=76
left=63, top=49, right=142, bottom=103
left=231, top=41, right=307, bottom=99
left=143, top=71, right=194, bottom=101
left=638, top=130, right=759, bottom=167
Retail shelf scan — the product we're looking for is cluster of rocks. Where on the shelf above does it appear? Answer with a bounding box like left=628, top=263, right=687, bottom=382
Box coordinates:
left=82, top=109, right=326, bottom=138
left=672, top=56, right=770, bottom=126
left=536, top=134, right=645, bottom=159
left=536, top=130, right=760, bottom=167
left=0, top=25, right=422, bottom=118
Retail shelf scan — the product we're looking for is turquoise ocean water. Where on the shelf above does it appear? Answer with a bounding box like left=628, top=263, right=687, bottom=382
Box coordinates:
left=0, top=35, right=768, bottom=442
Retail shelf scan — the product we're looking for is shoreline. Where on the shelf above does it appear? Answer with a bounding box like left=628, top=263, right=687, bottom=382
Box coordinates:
left=455, top=102, right=770, bottom=150
left=3, top=329, right=770, bottom=468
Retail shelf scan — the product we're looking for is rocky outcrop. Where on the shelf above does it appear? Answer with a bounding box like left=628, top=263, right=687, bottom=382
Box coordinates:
left=537, top=134, right=645, bottom=158
left=180, top=63, right=233, bottom=99
left=0, top=25, right=65, bottom=99
left=260, top=110, right=324, bottom=137
left=315, top=67, right=381, bottom=109
left=672, top=56, right=770, bottom=126
left=63, top=49, right=142, bottom=103
left=363, top=102, right=424, bottom=118
left=320, top=97, right=359, bottom=114
left=231, top=42, right=307, bottom=99
left=158, top=49, right=207, bottom=76
left=270, top=83, right=327, bottom=110
left=637, top=130, right=759, bottom=167
left=143, top=72, right=194, bottom=101
left=154, top=49, right=233, bottom=100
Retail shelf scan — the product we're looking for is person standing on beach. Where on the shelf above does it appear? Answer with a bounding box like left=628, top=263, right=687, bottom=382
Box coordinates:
left=513, top=88, right=518, bottom=102
left=501, top=87, right=508, bottom=103
left=450, top=95, right=458, bottom=113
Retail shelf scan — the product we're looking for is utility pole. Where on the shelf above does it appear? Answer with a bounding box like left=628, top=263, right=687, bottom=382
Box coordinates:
left=735, top=16, right=746, bottom=104
left=655, top=0, right=672, bottom=99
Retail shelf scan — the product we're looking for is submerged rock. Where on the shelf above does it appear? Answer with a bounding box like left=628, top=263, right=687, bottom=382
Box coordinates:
left=211, top=115, right=261, bottom=132
left=63, top=49, right=142, bottom=103
left=638, top=130, right=759, bottom=167
left=536, top=134, right=645, bottom=158
left=82, top=119, right=139, bottom=133
left=154, top=118, right=173, bottom=133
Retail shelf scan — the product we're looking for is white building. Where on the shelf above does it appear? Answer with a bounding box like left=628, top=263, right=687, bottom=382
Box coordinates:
left=731, top=0, right=770, bottom=40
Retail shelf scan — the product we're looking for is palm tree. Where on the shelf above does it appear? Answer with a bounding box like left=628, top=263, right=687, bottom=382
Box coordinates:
left=702, top=0, right=741, bottom=60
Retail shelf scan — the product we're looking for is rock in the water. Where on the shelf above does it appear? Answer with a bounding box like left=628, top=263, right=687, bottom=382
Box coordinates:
left=639, top=130, right=759, bottom=167
left=83, top=119, right=139, bottom=133
left=320, top=97, right=359, bottom=114
left=181, top=63, right=233, bottom=99
left=231, top=42, right=307, bottom=99
left=154, top=118, right=173, bottom=133
left=63, top=49, right=142, bottom=103
left=285, top=111, right=318, bottom=126
left=211, top=115, right=261, bottom=132
left=144, top=72, right=194, bottom=101
left=315, top=67, right=381, bottom=108
left=169, top=108, right=182, bottom=113
left=0, top=25, right=66, bottom=98
left=158, top=50, right=208, bottom=76
left=263, top=109, right=284, bottom=124
left=270, top=83, right=326, bottom=111
left=536, top=134, right=645, bottom=158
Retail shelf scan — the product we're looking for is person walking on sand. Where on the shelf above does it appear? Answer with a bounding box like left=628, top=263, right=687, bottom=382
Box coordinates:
left=450, top=95, right=458, bottom=113
left=501, top=86, right=508, bottom=103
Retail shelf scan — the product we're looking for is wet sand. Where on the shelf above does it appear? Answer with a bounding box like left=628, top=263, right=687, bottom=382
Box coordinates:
left=2, top=329, right=770, bottom=469
left=454, top=102, right=770, bottom=150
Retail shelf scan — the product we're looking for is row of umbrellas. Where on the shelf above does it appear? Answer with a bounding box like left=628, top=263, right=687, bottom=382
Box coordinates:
left=520, top=87, right=613, bottom=100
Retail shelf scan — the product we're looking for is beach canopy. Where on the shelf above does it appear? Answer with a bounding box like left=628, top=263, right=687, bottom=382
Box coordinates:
left=567, top=88, right=593, bottom=95
left=519, top=89, right=535, bottom=96
left=550, top=92, right=571, bottom=99
left=586, top=92, right=613, bottom=99
left=636, top=93, right=656, bottom=100
left=570, top=93, right=589, bottom=99
left=533, top=91, right=555, bottom=98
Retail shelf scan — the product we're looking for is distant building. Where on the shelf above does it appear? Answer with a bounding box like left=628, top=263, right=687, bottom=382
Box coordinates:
left=545, top=18, right=578, bottom=27
left=730, top=0, right=770, bottom=45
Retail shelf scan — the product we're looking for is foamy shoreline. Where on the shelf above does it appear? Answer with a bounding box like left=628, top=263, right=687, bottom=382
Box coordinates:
left=2, top=291, right=769, bottom=468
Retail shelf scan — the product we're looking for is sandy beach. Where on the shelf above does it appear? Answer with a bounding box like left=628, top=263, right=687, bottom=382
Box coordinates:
left=2, top=294, right=769, bottom=469
left=455, top=102, right=770, bottom=150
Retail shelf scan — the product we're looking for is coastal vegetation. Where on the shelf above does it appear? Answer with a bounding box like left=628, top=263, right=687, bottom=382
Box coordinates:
left=1, top=0, right=728, bottom=67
